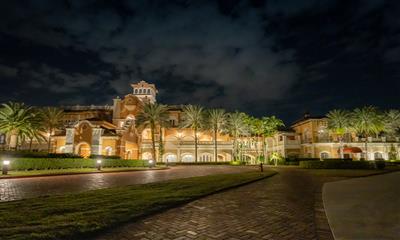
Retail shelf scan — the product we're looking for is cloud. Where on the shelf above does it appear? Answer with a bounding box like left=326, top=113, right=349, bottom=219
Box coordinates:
left=0, top=1, right=299, bottom=109
left=0, top=64, right=17, bottom=77
left=21, top=64, right=101, bottom=93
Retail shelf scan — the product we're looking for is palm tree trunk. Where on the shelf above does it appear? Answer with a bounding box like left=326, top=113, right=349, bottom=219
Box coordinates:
left=47, top=135, right=52, bottom=153
left=365, top=138, right=368, bottom=160
left=29, top=138, right=33, bottom=151
left=214, top=130, right=218, bottom=162
left=194, top=128, right=198, bottom=163
left=233, top=136, right=237, bottom=160
left=9, top=134, right=18, bottom=150
left=151, top=123, right=156, bottom=162
left=339, top=136, right=344, bottom=159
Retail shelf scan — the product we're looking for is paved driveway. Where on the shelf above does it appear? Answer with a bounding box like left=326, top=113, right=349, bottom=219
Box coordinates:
left=0, top=166, right=256, bottom=202
left=95, top=168, right=338, bottom=240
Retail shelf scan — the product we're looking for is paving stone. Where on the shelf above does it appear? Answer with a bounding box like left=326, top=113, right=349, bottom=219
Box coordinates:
left=94, top=168, right=339, bottom=240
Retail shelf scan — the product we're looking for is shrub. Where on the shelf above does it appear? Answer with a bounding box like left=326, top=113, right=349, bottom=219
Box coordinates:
left=0, top=151, right=81, bottom=158
left=174, top=162, right=231, bottom=165
left=229, top=161, right=245, bottom=166
left=374, top=160, right=386, bottom=170
left=299, top=160, right=378, bottom=169
left=90, top=155, right=121, bottom=159
left=0, top=158, right=149, bottom=171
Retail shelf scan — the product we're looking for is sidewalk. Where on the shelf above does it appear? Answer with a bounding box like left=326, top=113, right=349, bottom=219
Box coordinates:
left=323, top=172, right=400, bottom=240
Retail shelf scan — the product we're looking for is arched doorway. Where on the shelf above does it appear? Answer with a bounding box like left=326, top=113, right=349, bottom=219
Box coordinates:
left=76, top=142, right=91, bottom=158
left=181, top=153, right=195, bottom=163
left=164, top=153, right=178, bottom=163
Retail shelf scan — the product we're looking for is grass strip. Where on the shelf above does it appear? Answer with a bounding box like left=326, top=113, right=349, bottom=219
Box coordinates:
left=0, top=167, right=166, bottom=178
left=0, top=171, right=276, bottom=240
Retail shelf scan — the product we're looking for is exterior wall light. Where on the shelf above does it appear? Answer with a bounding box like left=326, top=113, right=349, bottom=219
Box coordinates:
left=2, top=160, right=10, bottom=175
left=96, top=160, right=102, bottom=171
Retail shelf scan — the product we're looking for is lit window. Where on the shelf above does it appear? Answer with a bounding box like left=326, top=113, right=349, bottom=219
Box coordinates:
left=320, top=152, right=329, bottom=159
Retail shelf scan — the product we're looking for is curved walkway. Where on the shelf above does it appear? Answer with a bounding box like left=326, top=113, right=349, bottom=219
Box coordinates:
left=323, top=171, right=400, bottom=240
left=95, top=168, right=338, bottom=240
left=0, top=166, right=255, bottom=202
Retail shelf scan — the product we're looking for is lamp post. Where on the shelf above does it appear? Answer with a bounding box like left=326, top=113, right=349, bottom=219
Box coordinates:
left=2, top=160, right=10, bottom=175
left=96, top=160, right=102, bottom=171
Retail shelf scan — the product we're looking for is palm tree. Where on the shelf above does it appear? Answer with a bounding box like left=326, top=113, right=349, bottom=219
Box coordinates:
left=19, top=109, right=46, bottom=150
left=0, top=102, right=35, bottom=150
left=136, top=103, right=169, bottom=162
left=180, top=105, right=204, bottom=163
left=40, top=107, right=64, bottom=153
left=383, top=109, right=400, bottom=138
left=351, top=106, right=384, bottom=160
left=326, top=109, right=351, bottom=158
left=261, top=116, right=285, bottom=160
left=207, top=109, right=227, bottom=162
left=226, top=111, right=249, bottom=160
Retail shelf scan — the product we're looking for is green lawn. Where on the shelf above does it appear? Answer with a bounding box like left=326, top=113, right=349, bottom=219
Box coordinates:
left=0, top=167, right=166, bottom=178
left=0, top=171, right=276, bottom=240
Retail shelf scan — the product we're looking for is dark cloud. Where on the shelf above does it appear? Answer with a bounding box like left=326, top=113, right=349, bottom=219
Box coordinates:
left=0, top=0, right=399, bottom=122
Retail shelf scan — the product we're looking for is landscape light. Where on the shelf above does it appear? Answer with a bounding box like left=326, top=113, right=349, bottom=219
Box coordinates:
left=2, top=160, right=10, bottom=175
left=96, top=159, right=102, bottom=171
left=149, top=159, right=154, bottom=168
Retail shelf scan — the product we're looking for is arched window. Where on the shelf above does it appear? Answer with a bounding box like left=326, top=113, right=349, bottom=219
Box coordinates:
left=320, top=152, right=329, bottom=159
left=182, top=154, right=194, bottom=162
left=105, top=146, right=113, bottom=156
left=199, top=153, right=212, bottom=162
left=165, top=154, right=177, bottom=163
left=139, top=89, right=143, bottom=94
left=374, top=152, right=383, bottom=160
left=142, top=152, right=152, bottom=160
left=59, top=146, right=66, bottom=153
left=147, top=89, right=151, bottom=94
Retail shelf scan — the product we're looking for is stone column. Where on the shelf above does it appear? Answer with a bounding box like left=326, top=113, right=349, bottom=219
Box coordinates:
left=64, top=128, right=75, bottom=153
left=91, top=128, right=103, bottom=155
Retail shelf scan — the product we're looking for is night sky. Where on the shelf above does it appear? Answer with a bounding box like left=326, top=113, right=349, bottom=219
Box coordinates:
left=1, top=0, right=399, bottom=123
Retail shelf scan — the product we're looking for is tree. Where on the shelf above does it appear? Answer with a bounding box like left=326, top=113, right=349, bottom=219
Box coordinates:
left=261, top=116, right=285, bottom=160
left=226, top=111, right=249, bottom=160
left=40, top=107, right=64, bottom=153
left=180, top=105, right=204, bottom=163
left=270, top=152, right=282, bottom=166
left=19, top=108, right=46, bottom=150
left=0, top=102, right=35, bottom=150
left=326, top=109, right=351, bottom=158
left=136, top=103, right=169, bottom=162
left=383, top=110, right=400, bottom=138
left=207, top=109, right=227, bottom=162
left=351, top=106, right=384, bottom=160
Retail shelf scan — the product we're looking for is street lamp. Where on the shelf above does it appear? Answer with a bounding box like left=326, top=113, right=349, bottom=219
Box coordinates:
left=2, top=160, right=10, bottom=175
left=96, top=159, right=102, bottom=171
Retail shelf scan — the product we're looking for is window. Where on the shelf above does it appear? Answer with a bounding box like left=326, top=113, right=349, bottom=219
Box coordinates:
left=139, top=89, right=143, bottom=94
left=105, top=146, right=113, bottom=156
left=200, top=154, right=212, bottom=162
left=320, top=152, right=329, bottom=159
left=182, top=154, right=194, bottom=162
left=147, top=89, right=151, bottom=94
left=165, top=154, right=177, bottom=162
left=374, top=152, right=383, bottom=160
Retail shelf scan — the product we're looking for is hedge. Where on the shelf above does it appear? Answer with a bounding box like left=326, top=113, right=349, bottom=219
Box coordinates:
left=299, top=160, right=384, bottom=169
left=0, top=158, right=149, bottom=171
left=0, top=151, right=82, bottom=158
left=170, top=161, right=231, bottom=166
